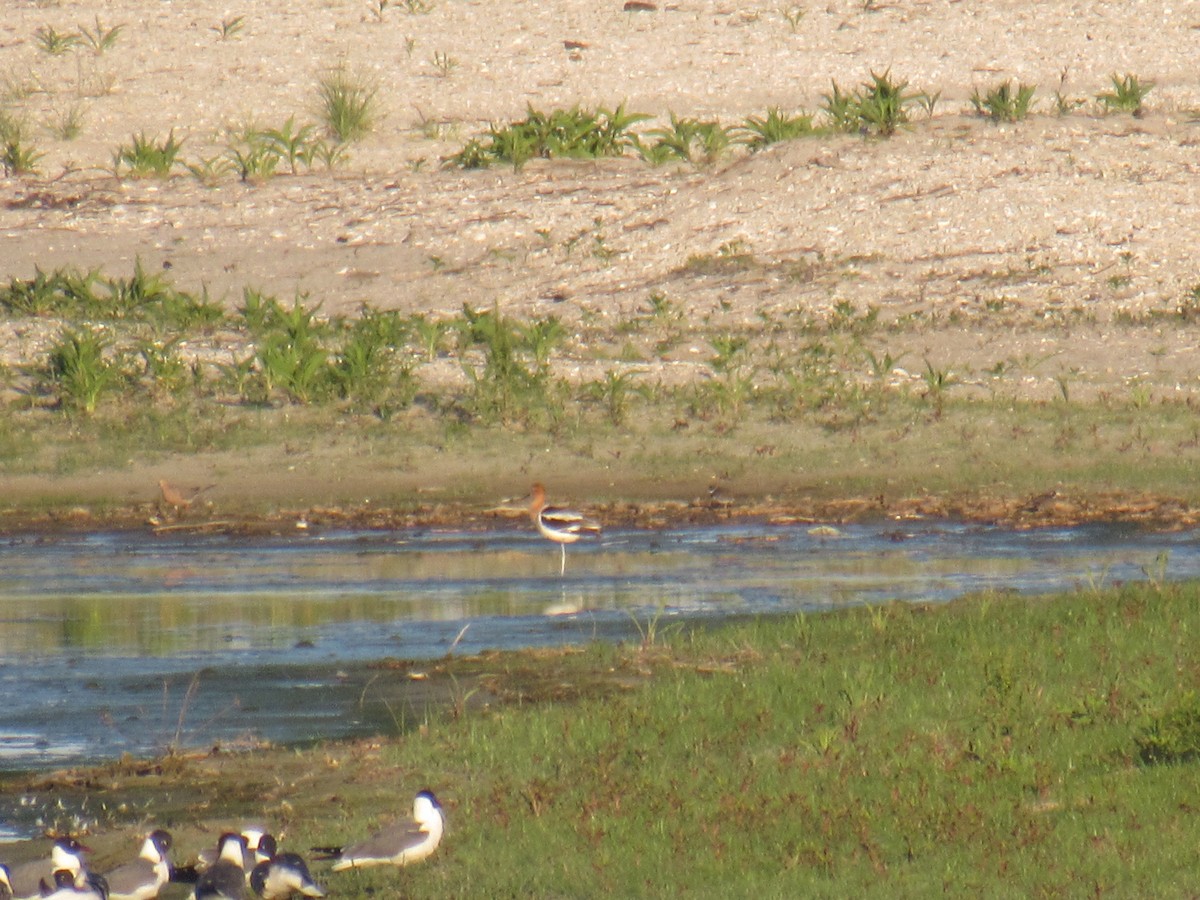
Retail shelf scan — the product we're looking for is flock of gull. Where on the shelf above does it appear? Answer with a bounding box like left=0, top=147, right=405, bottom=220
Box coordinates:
left=0, top=790, right=443, bottom=899
left=0, top=484, right=598, bottom=899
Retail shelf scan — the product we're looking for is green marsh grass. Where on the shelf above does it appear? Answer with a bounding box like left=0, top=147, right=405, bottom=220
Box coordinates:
left=357, top=581, right=1200, bottom=895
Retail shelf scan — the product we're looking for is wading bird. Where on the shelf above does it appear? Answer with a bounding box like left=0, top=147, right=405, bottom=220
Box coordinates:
left=528, top=483, right=601, bottom=576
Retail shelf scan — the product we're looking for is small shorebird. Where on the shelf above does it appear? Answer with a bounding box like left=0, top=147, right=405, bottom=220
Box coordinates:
left=0, top=864, right=12, bottom=900
left=102, top=830, right=172, bottom=900
left=248, top=836, right=324, bottom=899
left=158, top=479, right=215, bottom=514
left=8, top=837, right=88, bottom=900
left=313, top=790, right=444, bottom=871
left=528, top=483, right=601, bottom=576
left=193, top=833, right=247, bottom=900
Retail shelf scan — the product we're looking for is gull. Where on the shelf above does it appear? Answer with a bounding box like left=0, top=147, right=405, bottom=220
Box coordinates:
left=37, top=870, right=107, bottom=900
left=313, top=790, right=444, bottom=871
left=102, top=830, right=172, bottom=900
left=528, top=483, right=601, bottom=576
left=174, top=829, right=265, bottom=885
left=247, top=836, right=323, bottom=899
left=193, top=834, right=246, bottom=900
left=8, top=837, right=88, bottom=900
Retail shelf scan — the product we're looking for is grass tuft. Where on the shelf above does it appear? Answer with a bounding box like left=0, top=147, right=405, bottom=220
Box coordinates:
left=316, top=65, right=379, bottom=143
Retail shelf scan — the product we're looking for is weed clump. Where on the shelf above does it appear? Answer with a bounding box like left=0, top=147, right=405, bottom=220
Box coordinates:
left=447, top=104, right=648, bottom=170
left=1136, top=693, right=1200, bottom=764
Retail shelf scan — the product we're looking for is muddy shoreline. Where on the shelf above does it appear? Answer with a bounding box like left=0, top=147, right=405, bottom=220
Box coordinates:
left=6, top=488, right=1199, bottom=537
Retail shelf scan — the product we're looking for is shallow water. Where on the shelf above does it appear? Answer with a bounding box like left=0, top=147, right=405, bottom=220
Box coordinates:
left=0, top=520, right=1196, bottom=777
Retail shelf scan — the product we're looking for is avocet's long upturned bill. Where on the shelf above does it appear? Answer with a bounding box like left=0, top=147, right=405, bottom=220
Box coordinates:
left=528, top=483, right=601, bottom=575
left=313, top=790, right=444, bottom=871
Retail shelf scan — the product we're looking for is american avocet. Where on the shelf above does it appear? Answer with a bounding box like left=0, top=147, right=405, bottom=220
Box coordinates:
left=248, top=836, right=324, bottom=899
left=313, top=790, right=444, bottom=871
left=102, top=830, right=172, bottom=900
left=528, top=483, right=601, bottom=576
left=193, top=833, right=247, bottom=900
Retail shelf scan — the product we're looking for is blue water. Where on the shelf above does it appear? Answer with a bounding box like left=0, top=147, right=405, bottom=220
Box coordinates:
left=0, top=520, right=1194, bottom=776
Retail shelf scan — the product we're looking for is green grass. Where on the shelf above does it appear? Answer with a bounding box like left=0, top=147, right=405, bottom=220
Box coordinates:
left=2, top=264, right=1200, bottom=509
left=971, top=79, right=1037, bottom=122
left=399, top=582, right=1200, bottom=896
left=8, top=581, right=1200, bottom=896
left=316, top=65, right=379, bottom=143
left=112, top=130, right=185, bottom=178
left=1097, top=72, right=1153, bottom=116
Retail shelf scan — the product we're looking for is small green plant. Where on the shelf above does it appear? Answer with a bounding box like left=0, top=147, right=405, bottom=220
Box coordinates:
left=245, top=296, right=332, bottom=404
left=970, top=80, right=1036, bottom=122
left=1, top=136, right=43, bottom=175
left=256, top=117, right=316, bottom=173
left=49, top=102, right=86, bottom=140
left=779, top=6, right=805, bottom=31
left=1137, top=692, right=1200, bottom=764
left=213, top=16, right=245, bottom=39
left=113, top=130, right=185, bottom=178
left=78, top=16, right=124, bottom=55
left=34, top=25, right=81, bottom=56
left=1051, top=67, right=1083, bottom=116
left=226, top=133, right=282, bottom=182
left=447, top=104, right=648, bottom=170
left=409, top=314, right=450, bottom=362
left=431, top=51, right=458, bottom=78
left=316, top=65, right=379, bottom=143
left=184, top=155, right=235, bottom=185
left=639, top=113, right=734, bottom=165
left=822, top=70, right=928, bottom=136
left=581, top=368, right=645, bottom=426
left=456, top=303, right=559, bottom=424
left=47, top=326, right=120, bottom=414
left=738, top=107, right=814, bottom=150
left=921, top=357, right=958, bottom=415
left=1097, top=72, right=1153, bottom=116
left=855, top=69, right=923, bottom=136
